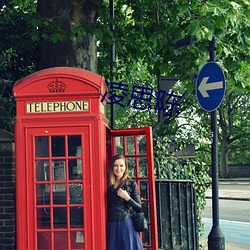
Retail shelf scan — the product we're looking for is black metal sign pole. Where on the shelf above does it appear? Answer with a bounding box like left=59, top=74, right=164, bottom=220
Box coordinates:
left=110, top=0, right=115, bottom=129
left=208, top=37, right=225, bottom=250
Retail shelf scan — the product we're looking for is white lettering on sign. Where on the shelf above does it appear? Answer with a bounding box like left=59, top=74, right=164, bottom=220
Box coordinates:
left=26, top=100, right=89, bottom=113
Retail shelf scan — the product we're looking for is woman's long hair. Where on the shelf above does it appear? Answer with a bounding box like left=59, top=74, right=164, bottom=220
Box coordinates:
left=107, top=154, right=130, bottom=187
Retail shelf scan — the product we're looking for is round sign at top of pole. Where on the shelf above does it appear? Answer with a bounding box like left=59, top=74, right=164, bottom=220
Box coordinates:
left=196, top=62, right=226, bottom=112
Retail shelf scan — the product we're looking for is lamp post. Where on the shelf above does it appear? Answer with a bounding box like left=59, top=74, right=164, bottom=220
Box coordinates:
left=109, top=0, right=115, bottom=129
left=175, top=36, right=225, bottom=249
left=207, top=37, right=225, bottom=250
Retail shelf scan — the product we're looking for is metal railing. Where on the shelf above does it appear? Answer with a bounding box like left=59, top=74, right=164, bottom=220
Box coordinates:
left=156, top=179, right=198, bottom=250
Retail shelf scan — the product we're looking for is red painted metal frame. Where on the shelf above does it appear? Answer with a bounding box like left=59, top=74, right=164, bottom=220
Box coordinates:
left=26, top=127, right=91, bottom=250
left=109, top=126, right=158, bottom=250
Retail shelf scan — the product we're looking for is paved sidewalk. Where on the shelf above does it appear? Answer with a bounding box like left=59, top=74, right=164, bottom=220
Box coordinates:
left=206, top=178, right=250, bottom=201
left=203, top=178, right=250, bottom=249
left=200, top=238, right=250, bottom=250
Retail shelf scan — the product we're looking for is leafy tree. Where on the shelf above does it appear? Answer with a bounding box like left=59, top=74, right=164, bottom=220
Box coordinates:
left=97, top=0, right=249, bottom=178
left=174, top=88, right=250, bottom=178
left=99, top=0, right=249, bottom=88
left=218, top=89, right=250, bottom=177
left=0, top=0, right=37, bottom=131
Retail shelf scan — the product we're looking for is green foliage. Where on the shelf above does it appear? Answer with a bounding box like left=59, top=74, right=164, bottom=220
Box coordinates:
left=0, top=0, right=38, bottom=131
left=0, top=78, right=15, bottom=132
left=0, top=49, right=17, bottom=131
left=219, top=89, right=250, bottom=165
left=0, top=1, right=38, bottom=77
left=1, top=0, right=249, bottom=131
left=98, top=0, right=249, bottom=92
left=154, top=136, right=211, bottom=240
left=103, top=66, right=160, bottom=129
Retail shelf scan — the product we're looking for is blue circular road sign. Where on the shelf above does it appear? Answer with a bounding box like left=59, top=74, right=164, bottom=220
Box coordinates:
left=196, top=62, right=226, bottom=112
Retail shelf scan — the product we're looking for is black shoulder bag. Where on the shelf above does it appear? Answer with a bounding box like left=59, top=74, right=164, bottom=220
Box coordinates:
left=122, top=180, right=148, bottom=232
left=131, top=209, right=148, bottom=232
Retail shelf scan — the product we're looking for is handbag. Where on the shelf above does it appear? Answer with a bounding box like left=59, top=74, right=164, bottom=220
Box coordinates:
left=131, top=210, right=148, bottom=232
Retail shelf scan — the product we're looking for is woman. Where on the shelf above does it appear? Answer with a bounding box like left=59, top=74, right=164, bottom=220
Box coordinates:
left=107, top=154, right=144, bottom=250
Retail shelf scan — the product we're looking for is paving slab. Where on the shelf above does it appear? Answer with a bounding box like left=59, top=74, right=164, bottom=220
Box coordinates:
left=200, top=237, right=250, bottom=250
left=206, top=178, right=250, bottom=200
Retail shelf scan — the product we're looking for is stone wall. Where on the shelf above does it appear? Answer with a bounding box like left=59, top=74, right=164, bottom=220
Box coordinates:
left=0, top=129, right=15, bottom=250
left=228, top=164, right=250, bottom=178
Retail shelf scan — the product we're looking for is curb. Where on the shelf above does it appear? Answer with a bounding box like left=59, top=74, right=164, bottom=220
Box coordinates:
left=206, top=196, right=250, bottom=201
left=218, top=178, right=250, bottom=182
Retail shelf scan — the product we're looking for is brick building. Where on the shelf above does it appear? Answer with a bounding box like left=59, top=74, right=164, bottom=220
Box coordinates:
left=0, top=129, right=16, bottom=250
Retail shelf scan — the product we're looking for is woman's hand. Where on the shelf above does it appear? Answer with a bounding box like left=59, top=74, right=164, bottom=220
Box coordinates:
left=117, top=188, right=131, bottom=201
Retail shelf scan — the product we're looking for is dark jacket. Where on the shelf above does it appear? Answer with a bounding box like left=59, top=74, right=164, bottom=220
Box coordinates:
left=107, top=179, right=142, bottom=222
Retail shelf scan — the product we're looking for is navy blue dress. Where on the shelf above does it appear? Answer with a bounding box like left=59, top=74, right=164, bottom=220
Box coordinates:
left=108, top=217, right=143, bottom=250
left=107, top=180, right=144, bottom=250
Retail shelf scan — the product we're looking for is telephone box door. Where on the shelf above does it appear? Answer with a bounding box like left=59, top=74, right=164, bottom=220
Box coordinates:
left=26, top=126, right=92, bottom=250
left=109, top=126, right=158, bottom=250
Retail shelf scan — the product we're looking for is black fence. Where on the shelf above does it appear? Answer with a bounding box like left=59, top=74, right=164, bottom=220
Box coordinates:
left=156, top=179, right=198, bottom=250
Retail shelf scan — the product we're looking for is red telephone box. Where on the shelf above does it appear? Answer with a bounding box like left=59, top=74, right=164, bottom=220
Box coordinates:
left=13, top=67, right=158, bottom=250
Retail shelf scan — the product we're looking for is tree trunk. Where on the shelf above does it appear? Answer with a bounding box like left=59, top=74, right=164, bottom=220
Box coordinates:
left=37, top=0, right=99, bottom=72
left=219, top=139, right=229, bottom=178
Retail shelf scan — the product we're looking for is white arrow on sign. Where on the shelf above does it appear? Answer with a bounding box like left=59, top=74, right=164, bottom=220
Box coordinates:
left=198, top=76, right=223, bottom=98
